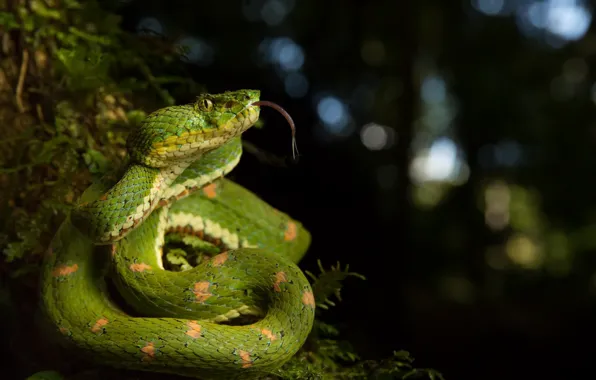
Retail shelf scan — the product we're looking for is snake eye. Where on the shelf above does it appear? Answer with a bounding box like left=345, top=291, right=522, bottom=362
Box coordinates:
left=199, top=98, right=213, bottom=111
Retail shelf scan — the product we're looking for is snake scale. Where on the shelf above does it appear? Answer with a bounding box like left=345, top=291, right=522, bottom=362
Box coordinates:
left=39, top=90, right=315, bottom=379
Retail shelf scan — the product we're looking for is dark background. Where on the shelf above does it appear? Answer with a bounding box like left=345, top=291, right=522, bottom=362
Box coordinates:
left=33, top=0, right=596, bottom=379
left=110, top=0, right=596, bottom=379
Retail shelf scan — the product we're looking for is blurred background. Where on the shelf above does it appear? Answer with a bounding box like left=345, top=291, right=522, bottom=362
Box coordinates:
left=111, top=0, right=596, bottom=379
left=7, top=0, right=596, bottom=378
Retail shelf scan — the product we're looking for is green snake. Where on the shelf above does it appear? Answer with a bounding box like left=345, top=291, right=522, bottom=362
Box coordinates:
left=39, top=90, right=315, bottom=379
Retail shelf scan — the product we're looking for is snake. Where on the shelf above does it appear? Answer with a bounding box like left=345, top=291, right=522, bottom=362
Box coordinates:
left=39, top=89, right=315, bottom=379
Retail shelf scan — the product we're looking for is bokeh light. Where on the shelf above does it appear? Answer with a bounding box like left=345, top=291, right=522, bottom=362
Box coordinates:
left=473, top=0, right=593, bottom=46
left=518, top=0, right=592, bottom=45
left=136, top=17, right=163, bottom=35
left=479, top=140, right=523, bottom=168
left=316, top=96, right=350, bottom=136
left=506, top=234, right=543, bottom=269
left=484, top=180, right=511, bottom=231
left=472, top=0, right=505, bottom=16
left=421, top=75, right=447, bottom=104
left=360, top=123, right=394, bottom=151
left=259, top=37, right=305, bottom=72
left=243, top=0, right=295, bottom=25
left=410, top=137, right=468, bottom=183
left=531, top=0, right=591, bottom=41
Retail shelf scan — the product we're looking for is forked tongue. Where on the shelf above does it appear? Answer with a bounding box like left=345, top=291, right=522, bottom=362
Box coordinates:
left=251, top=101, right=299, bottom=161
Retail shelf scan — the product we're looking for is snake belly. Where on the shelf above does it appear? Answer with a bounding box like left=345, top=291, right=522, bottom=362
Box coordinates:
left=39, top=90, right=315, bottom=379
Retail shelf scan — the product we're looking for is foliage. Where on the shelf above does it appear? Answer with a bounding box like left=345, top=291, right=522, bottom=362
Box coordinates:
left=306, top=260, right=366, bottom=310
left=0, top=1, right=443, bottom=379
left=0, top=0, right=203, bottom=268
left=260, top=263, right=442, bottom=380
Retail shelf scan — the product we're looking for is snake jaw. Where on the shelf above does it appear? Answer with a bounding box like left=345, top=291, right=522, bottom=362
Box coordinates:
left=222, top=105, right=260, bottom=133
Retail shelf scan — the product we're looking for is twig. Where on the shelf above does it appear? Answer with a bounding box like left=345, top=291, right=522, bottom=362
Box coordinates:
left=36, top=103, right=45, bottom=123
left=2, top=33, right=11, bottom=55
left=16, top=49, right=29, bottom=112
left=0, top=162, right=38, bottom=173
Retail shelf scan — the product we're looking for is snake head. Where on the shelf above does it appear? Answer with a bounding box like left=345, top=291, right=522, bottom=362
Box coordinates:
left=195, top=89, right=261, bottom=130
left=127, top=89, right=261, bottom=168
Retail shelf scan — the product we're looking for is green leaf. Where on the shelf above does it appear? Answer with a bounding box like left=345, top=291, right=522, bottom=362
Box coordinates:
left=31, top=0, right=62, bottom=19
left=3, top=215, right=43, bottom=262
left=305, top=260, right=366, bottom=310
left=0, top=12, right=19, bottom=29
left=83, top=149, right=109, bottom=174
left=55, top=45, right=112, bottom=90
left=126, top=110, right=148, bottom=127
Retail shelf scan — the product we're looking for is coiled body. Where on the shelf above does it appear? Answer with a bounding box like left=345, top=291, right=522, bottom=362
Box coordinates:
left=40, top=90, right=315, bottom=379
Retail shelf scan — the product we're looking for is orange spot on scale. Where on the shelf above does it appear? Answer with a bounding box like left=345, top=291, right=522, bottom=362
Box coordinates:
left=52, top=264, right=79, bottom=277
left=91, top=318, right=109, bottom=333
left=176, top=189, right=189, bottom=200
left=130, top=263, right=152, bottom=272
left=238, top=350, right=253, bottom=368
left=185, top=320, right=202, bottom=339
left=284, top=221, right=297, bottom=241
left=99, top=193, right=108, bottom=201
left=261, top=328, right=277, bottom=341
left=110, top=244, right=117, bottom=258
left=211, top=252, right=229, bottom=267
left=141, top=342, right=156, bottom=362
left=193, top=281, right=212, bottom=303
left=273, top=271, right=288, bottom=292
left=302, top=291, right=316, bottom=308
left=202, top=183, right=217, bottom=199
left=59, top=327, right=69, bottom=336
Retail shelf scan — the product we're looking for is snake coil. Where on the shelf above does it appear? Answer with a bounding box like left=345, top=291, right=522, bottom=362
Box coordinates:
left=40, top=90, right=315, bottom=379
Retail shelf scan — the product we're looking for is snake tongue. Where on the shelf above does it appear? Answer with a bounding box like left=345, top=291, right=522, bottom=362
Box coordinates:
left=250, top=101, right=298, bottom=159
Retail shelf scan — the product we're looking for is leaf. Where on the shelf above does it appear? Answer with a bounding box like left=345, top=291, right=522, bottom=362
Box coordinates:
left=0, top=12, right=19, bottom=29
left=68, top=27, right=112, bottom=46
left=31, top=0, right=62, bottom=19
left=125, top=110, right=147, bottom=127
left=83, top=149, right=109, bottom=174
left=55, top=45, right=112, bottom=90
left=3, top=214, right=43, bottom=262
left=315, top=320, right=340, bottom=337
left=305, top=260, right=366, bottom=310
left=339, top=351, right=445, bottom=380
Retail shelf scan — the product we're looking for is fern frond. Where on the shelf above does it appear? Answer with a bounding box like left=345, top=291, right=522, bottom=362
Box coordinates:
left=305, top=260, right=366, bottom=310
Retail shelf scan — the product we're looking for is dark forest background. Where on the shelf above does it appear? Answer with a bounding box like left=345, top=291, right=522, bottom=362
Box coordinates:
left=4, top=0, right=596, bottom=379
